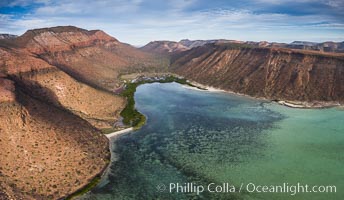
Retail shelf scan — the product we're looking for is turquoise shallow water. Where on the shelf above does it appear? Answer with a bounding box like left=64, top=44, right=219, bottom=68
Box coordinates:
left=81, top=82, right=344, bottom=200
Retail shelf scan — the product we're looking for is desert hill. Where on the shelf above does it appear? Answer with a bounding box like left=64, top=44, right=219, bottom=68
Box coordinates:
left=0, top=26, right=167, bottom=199
left=7, top=26, right=167, bottom=91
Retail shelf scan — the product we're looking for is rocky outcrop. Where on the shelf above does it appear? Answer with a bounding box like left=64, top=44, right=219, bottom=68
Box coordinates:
left=171, top=43, right=344, bottom=103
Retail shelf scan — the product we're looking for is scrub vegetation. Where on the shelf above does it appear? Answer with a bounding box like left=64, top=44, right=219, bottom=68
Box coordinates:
left=120, top=75, right=197, bottom=129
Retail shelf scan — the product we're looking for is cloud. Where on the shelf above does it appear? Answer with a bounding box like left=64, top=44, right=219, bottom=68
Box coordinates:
left=254, top=0, right=316, bottom=4
left=167, top=0, right=197, bottom=11
left=326, top=0, right=344, bottom=11
left=0, top=0, right=343, bottom=44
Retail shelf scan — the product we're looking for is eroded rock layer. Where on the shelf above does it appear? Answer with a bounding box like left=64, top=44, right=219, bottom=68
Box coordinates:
left=171, top=43, right=344, bottom=103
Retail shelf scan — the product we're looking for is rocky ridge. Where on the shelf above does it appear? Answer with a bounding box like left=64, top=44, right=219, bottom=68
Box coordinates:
left=170, top=43, right=344, bottom=104
left=142, top=39, right=344, bottom=54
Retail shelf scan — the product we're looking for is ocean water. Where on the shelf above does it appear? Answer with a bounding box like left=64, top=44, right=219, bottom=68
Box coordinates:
left=80, top=82, right=344, bottom=200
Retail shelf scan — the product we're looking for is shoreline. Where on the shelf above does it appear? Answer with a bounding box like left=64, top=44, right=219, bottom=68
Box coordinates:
left=71, top=77, right=342, bottom=199
left=66, top=134, right=111, bottom=200
left=119, top=74, right=194, bottom=129
left=69, top=128, right=134, bottom=199
left=275, top=100, right=341, bottom=109
left=105, top=127, right=134, bottom=139
left=185, top=80, right=342, bottom=109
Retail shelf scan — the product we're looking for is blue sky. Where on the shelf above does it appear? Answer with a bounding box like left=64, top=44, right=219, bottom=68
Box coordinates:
left=0, top=0, right=343, bottom=45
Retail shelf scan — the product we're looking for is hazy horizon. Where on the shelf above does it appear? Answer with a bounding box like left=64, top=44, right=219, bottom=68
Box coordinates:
left=1, top=0, right=343, bottom=46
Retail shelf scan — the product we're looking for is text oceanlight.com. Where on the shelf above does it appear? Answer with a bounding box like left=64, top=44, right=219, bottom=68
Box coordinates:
left=156, top=182, right=336, bottom=195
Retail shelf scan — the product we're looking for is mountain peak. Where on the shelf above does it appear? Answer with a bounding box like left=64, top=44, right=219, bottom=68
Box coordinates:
left=26, top=25, right=87, bottom=34
left=140, top=40, right=189, bottom=54
left=12, top=26, right=118, bottom=53
left=290, top=41, right=318, bottom=46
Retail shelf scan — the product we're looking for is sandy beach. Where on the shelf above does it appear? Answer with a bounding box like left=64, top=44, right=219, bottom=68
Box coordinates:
left=106, top=128, right=134, bottom=139
left=184, top=80, right=342, bottom=109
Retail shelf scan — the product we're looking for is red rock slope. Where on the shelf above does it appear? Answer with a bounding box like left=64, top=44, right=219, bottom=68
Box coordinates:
left=171, top=43, right=344, bottom=104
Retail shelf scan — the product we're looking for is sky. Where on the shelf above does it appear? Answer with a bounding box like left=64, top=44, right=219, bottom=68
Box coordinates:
left=0, top=0, right=343, bottom=46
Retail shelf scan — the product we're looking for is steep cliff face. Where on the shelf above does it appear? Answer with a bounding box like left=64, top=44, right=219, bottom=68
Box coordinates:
left=171, top=43, right=344, bottom=103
